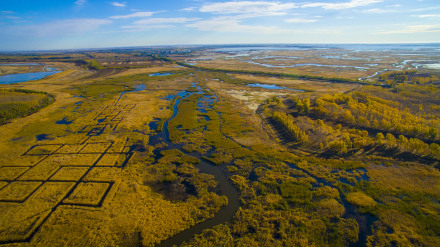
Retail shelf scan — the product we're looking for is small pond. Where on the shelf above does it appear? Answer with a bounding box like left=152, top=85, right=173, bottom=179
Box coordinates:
left=247, top=83, right=305, bottom=92
left=56, top=117, right=73, bottom=125
left=149, top=72, right=174, bottom=77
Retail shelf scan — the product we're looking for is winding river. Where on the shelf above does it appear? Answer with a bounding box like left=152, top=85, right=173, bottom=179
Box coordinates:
left=148, top=84, right=240, bottom=247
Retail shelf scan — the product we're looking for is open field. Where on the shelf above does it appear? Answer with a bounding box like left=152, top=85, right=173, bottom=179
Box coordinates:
left=0, top=64, right=47, bottom=76
left=0, top=46, right=439, bottom=246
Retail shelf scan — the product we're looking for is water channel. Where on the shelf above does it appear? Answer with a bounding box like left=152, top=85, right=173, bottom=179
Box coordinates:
left=148, top=83, right=240, bottom=247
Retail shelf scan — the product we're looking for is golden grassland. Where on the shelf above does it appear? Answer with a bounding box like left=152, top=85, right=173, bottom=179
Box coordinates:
left=367, top=163, right=440, bottom=196
left=0, top=62, right=228, bottom=246
left=0, top=50, right=439, bottom=247
left=191, top=57, right=369, bottom=80
left=107, top=64, right=184, bottom=78
left=0, top=64, right=46, bottom=76
left=231, top=74, right=360, bottom=95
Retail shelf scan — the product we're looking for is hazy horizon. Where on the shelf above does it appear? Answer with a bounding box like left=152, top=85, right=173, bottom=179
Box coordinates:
left=1, top=42, right=440, bottom=53
left=1, top=0, right=439, bottom=51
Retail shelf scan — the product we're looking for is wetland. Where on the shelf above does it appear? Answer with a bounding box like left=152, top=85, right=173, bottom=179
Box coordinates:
left=0, top=44, right=439, bottom=246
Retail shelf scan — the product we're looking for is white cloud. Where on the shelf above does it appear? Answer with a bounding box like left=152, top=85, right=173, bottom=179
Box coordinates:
left=181, top=7, right=197, bottom=12
left=302, top=0, right=383, bottom=10
left=5, top=16, right=20, bottom=19
left=285, top=18, right=318, bottom=23
left=416, top=14, right=440, bottom=18
left=412, top=6, right=440, bottom=12
left=379, top=24, right=440, bottom=34
left=132, top=18, right=198, bottom=25
left=362, top=8, right=393, bottom=13
left=1, top=11, right=15, bottom=14
left=186, top=17, right=290, bottom=34
left=111, top=2, right=127, bottom=7
left=109, top=11, right=155, bottom=19
left=200, top=1, right=297, bottom=14
left=233, top=11, right=288, bottom=19
left=122, top=18, right=199, bottom=30
left=121, top=24, right=174, bottom=30
left=75, top=0, right=87, bottom=6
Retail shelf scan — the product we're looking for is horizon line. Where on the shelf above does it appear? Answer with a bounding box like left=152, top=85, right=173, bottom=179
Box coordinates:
left=1, top=42, right=440, bottom=53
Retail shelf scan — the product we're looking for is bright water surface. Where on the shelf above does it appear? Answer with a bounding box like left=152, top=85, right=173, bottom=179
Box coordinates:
left=149, top=72, right=174, bottom=77
left=247, top=83, right=305, bottom=92
left=0, top=63, right=60, bottom=84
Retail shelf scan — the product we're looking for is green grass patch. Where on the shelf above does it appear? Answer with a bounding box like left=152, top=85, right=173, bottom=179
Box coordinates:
left=0, top=89, right=54, bottom=125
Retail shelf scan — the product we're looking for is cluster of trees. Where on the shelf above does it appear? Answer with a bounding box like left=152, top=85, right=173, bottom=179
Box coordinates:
left=76, top=59, right=104, bottom=70
left=378, top=69, right=417, bottom=82
left=293, top=97, right=311, bottom=114
left=0, top=89, right=54, bottom=125
left=273, top=111, right=308, bottom=143
left=376, top=132, right=440, bottom=158
left=312, top=92, right=440, bottom=141
left=411, top=75, right=439, bottom=84
left=274, top=103, right=440, bottom=158
left=84, top=59, right=104, bottom=70
left=360, top=84, right=440, bottom=119
left=378, top=69, right=439, bottom=86
left=291, top=115, right=373, bottom=155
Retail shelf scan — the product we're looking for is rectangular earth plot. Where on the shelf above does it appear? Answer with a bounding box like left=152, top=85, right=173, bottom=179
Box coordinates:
left=24, top=145, right=63, bottom=156
left=0, top=181, right=42, bottom=202
left=79, top=142, right=112, bottom=153
left=63, top=182, right=112, bottom=207
left=41, top=154, right=101, bottom=167
left=0, top=182, right=74, bottom=243
left=0, top=167, right=30, bottom=181
left=49, top=167, right=90, bottom=181
left=55, top=144, right=85, bottom=154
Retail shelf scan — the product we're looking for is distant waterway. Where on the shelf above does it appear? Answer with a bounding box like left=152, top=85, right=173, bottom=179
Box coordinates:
left=0, top=63, right=42, bottom=66
left=247, top=83, right=305, bottom=92
left=149, top=72, right=174, bottom=77
left=212, top=43, right=440, bottom=53
left=246, top=61, right=368, bottom=70
left=422, top=63, right=440, bottom=69
left=0, top=63, right=61, bottom=84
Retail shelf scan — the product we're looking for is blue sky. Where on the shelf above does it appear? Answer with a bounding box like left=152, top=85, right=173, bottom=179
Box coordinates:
left=1, top=0, right=439, bottom=51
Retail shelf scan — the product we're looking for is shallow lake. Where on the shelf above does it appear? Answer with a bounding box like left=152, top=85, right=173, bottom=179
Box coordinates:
left=0, top=63, right=60, bottom=84
left=423, top=63, right=440, bottom=69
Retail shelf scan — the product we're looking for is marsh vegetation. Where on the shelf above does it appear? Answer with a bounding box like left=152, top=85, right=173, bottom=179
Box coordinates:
left=0, top=45, right=439, bottom=246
